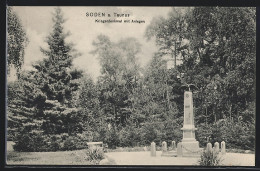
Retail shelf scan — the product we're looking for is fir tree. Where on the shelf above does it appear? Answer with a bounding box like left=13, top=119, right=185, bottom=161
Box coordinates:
left=32, top=7, right=83, bottom=135
left=8, top=71, right=46, bottom=151
left=35, top=7, right=82, bottom=106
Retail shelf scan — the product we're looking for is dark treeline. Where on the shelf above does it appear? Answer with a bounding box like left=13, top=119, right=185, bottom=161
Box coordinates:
left=7, top=7, right=255, bottom=152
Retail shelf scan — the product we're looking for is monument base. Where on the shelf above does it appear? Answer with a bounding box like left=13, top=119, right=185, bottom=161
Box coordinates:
left=177, top=141, right=202, bottom=157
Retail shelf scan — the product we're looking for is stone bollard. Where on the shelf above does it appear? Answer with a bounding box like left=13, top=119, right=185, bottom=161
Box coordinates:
left=214, top=142, right=220, bottom=153
left=172, top=141, right=176, bottom=151
left=206, top=143, right=213, bottom=152
left=162, top=141, right=167, bottom=153
left=151, top=142, right=156, bottom=157
left=221, top=141, right=226, bottom=155
left=177, top=142, right=183, bottom=157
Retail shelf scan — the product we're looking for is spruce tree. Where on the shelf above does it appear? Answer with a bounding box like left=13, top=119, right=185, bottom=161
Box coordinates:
left=8, top=71, right=47, bottom=151
left=32, top=7, right=82, bottom=136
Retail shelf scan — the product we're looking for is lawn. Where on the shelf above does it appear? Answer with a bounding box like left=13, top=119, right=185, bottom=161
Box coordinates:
left=6, top=141, right=98, bottom=165
left=6, top=150, right=97, bottom=165
left=6, top=141, right=255, bottom=166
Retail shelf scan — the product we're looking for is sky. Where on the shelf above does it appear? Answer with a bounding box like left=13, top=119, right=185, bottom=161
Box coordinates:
left=9, top=6, right=173, bottom=82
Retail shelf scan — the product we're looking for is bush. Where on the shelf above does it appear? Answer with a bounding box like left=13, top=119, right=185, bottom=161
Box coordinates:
left=63, top=135, right=88, bottom=151
left=47, top=135, right=63, bottom=151
left=198, top=149, right=222, bottom=166
left=13, top=131, right=48, bottom=152
left=118, top=125, right=142, bottom=147
left=85, top=148, right=105, bottom=163
left=197, top=118, right=255, bottom=151
left=103, top=128, right=120, bottom=149
left=13, top=130, right=89, bottom=152
left=196, top=123, right=213, bottom=147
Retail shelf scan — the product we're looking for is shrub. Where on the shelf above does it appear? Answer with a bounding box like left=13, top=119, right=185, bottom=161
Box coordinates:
left=104, top=129, right=119, bottom=149
left=47, top=135, right=62, bottom=151
left=196, top=123, right=213, bottom=147
left=63, top=135, right=88, bottom=151
left=118, top=126, right=142, bottom=147
left=13, top=131, right=48, bottom=152
left=85, top=148, right=105, bottom=163
left=197, top=118, right=255, bottom=151
left=198, top=149, right=222, bottom=166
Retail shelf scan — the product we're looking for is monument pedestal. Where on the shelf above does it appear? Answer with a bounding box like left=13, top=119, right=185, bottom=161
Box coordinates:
left=177, top=91, right=202, bottom=157
left=180, top=141, right=201, bottom=157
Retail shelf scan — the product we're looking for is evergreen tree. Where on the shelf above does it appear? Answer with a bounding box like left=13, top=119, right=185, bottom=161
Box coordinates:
left=8, top=71, right=47, bottom=151
left=31, top=7, right=83, bottom=136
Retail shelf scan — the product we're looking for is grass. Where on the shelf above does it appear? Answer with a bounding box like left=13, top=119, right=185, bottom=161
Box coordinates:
left=7, top=151, right=35, bottom=162
left=6, top=150, right=94, bottom=165
left=6, top=141, right=106, bottom=165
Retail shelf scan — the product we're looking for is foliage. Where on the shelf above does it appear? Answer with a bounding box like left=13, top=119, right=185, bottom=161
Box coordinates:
left=13, top=132, right=88, bottom=152
left=198, top=149, right=222, bottom=166
left=31, top=7, right=82, bottom=136
left=85, top=148, right=105, bottom=162
left=117, top=124, right=142, bottom=147
left=7, top=71, right=46, bottom=141
left=196, top=118, right=255, bottom=150
left=146, top=7, right=255, bottom=150
left=92, top=35, right=141, bottom=127
left=63, top=135, right=88, bottom=151
left=13, top=131, right=47, bottom=152
left=9, top=7, right=83, bottom=152
left=211, top=118, right=255, bottom=150
left=7, top=7, right=28, bottom=76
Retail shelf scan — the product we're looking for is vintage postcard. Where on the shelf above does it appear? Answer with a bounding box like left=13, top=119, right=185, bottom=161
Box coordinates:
left=6, top=6, right=256, bottom=167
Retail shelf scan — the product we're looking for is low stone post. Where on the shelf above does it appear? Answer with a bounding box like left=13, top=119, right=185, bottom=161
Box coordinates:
left=151, top=142, right=156, bottom=157
left=221, top=141, right=226, bottom=155
left=172, top=141, right=176, bottom=151
left=162, top=141, right=167, bottom=153
left=206, top=143, right=213, bottom=152
left=177, top=142, right=183, bottom=157
left=214, top=142, right=220, bottom=153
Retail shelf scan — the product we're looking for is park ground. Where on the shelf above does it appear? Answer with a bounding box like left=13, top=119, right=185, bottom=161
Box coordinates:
left=6, top=141, right=255, bottom=166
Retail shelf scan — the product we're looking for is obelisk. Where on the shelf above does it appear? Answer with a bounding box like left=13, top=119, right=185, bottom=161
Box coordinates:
left=179, top=90, right=200, bottom=157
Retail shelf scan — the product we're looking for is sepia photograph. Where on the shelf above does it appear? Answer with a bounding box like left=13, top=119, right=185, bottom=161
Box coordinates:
left=6, top=6, right=256, bottom=166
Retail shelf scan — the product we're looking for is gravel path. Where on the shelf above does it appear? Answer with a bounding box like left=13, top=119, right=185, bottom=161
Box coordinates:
left=105, top=151, right=255, bottom=166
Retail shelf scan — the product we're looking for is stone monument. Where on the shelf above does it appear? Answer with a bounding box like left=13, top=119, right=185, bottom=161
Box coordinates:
left=151, top=142, right=156, bottom=157
left=161, top=141, right=167, bottom=154
left=214, top=142, right=220, bottom=153
left=161, top=141, right=177, bottom=157
left=206, top=143, right=213, bottom=152
left=178, top=90, right=201, bottom=157
left=221, top=141, right=226, bottom=155
left=172, top=141, right=176, bottom=151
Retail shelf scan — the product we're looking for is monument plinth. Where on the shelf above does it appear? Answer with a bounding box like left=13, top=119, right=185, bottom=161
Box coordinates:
left=179, top=91, right=201, bottom=157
